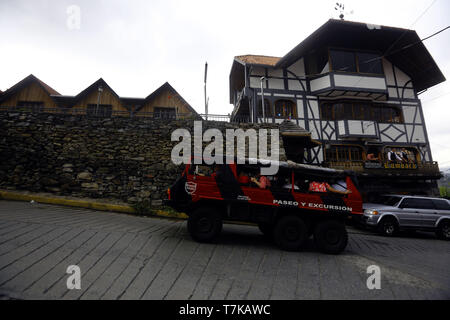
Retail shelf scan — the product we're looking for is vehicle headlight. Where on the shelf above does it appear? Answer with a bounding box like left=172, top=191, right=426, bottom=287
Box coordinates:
left=364, top=209, right=379, bottom=215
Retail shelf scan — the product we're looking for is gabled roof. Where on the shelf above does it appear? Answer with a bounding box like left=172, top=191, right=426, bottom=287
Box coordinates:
left=233, top=19, right=445, bottom=92
left=138, top=82, right=199, bottom=116
left=0, top=74, right=60, bottom=103
left=51, top=78, right=120, bottom=107
left=74, top=78, right=120, bottom=103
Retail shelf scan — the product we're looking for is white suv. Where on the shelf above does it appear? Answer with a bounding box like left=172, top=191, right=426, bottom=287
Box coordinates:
left=363, top=195, right=450, bottom=240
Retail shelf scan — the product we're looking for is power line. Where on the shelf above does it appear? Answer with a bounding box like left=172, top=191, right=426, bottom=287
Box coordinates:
left=383, top=0, right=438, bottom=59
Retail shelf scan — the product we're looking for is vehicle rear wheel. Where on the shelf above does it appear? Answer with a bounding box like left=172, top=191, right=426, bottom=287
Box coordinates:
left=187, top=207, right=222, bottom=243
left=258, top=222, right=274, bottom=240
left=273, top=216, right=308, bottom=251
left=314, top=220, right=348, bottom=254
left=436, top=220, right=450, bottom=241
left=377, top=217, right=398, bottom=237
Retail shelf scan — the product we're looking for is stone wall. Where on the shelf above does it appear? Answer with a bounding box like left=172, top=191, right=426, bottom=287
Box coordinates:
left=0, top=112, right=285, bottom=205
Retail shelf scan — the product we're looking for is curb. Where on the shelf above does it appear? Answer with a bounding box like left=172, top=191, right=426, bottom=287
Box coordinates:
left=0, top=190, right=188, bottom=220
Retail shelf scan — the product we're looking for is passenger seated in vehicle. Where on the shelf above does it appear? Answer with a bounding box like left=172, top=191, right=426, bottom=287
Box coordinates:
left=309, top=180, right=351, bottom=195
left=237, top=171, right=250, bottom=185
left=251, top=173, right=271, bottom=189
left=330, top=179, right=352, bottom=195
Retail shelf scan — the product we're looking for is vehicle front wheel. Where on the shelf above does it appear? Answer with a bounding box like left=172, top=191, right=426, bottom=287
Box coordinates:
left=377, top=217, right=398, bottom=237
left=187, top=208, right=222, bottom=243
left=313, top=220, right=348, bottom=254
left=436, top=220, right=450, bottom=241
left=273, top=216, right=308, bottom=251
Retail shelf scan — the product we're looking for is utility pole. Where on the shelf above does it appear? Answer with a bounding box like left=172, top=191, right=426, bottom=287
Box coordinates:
left=260, top=77, right=266, bottom=123
left=96, top=85, right=103, bottom=116
left=204, top=62, right=208, bottom=120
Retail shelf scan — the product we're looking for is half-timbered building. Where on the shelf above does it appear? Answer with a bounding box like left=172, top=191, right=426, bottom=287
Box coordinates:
left=229, top=19, right=446, bottom=198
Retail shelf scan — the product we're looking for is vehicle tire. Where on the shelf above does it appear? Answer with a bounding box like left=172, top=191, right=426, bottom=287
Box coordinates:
left=273, top=215, right=308, bottom=251
left=377, top=217, right=399, bottom=237
left=314, top=220, right=348, bottom=254
left=436, top=220, right=450, bottom=241
left=258, top=222, right=274, bottom=240
left=187, top=207, right=222, bottom=243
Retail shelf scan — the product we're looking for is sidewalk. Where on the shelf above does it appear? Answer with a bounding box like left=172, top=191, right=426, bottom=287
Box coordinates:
left=0, top=189, right=188, bottom=220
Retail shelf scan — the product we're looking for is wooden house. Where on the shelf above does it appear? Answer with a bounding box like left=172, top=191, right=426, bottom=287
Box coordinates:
left=0, top=74, right=60, bottom=110
left=0, top=75, right=199, bottom=119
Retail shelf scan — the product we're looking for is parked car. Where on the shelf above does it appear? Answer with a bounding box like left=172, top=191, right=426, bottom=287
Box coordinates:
left=363, top=195, right=450, bottom=240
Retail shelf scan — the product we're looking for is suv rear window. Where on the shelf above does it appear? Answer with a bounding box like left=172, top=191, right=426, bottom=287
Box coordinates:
left=400, top=198, right=435, bottom=209
left=433, top=199, right=450, bottom=210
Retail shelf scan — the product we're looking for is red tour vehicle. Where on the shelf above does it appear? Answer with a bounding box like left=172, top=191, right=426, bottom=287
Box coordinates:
left=166, top=157, right=363, bottom=254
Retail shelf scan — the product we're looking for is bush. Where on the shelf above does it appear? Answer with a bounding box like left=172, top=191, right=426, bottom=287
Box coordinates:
left=131, top=200, right=154, bottom=216
left=440, top=186, right=450, bottom=199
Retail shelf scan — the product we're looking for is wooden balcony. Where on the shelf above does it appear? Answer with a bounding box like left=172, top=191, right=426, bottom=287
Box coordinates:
left=324, top=161, right=442, bottom=178
left=308, top=72, right=388, bottom=100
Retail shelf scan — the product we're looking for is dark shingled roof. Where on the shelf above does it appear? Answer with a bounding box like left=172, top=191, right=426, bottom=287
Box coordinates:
left=233, top=19, right=445, bottom=92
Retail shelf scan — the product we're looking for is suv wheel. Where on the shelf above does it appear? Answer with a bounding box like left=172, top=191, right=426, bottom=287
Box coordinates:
left=187, top=208, right=222, bottom=243
left=273, top=216, right=308, bottom=251
left=314, top=220, right=348, bottom=254
left=436, top=220, right=450, bottom=241
left=377, top=217, right=398, bottom=237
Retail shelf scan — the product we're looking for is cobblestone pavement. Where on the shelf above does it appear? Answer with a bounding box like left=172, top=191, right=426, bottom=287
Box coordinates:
left=0, top=200, right=449, bottom=300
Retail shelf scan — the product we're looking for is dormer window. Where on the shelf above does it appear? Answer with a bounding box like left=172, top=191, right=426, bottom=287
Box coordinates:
left=329, top=49, right=383, bottom=75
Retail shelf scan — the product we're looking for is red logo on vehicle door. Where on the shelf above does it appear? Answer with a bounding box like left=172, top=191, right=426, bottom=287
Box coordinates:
left=185, top=182, right=197, bottom=195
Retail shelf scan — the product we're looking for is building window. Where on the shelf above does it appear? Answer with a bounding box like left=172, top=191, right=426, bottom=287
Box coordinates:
left=17, top=101, right=44, bottom=112
left=330, top=49, right=383, bottom=75
left=154, top=107, right=176, bottom=119
left=274, top=100, right=295, bottom=118
left=329, top=50, right=357, bottom=73
left=326, top=145, right=363, bottom=162
left=357, top=52, right=383, bottom=74
left=320, top=101, right=403, bottom=123
left=257, top=99, right=272, bottom=118
left=87, top=104, right=113, bottom=117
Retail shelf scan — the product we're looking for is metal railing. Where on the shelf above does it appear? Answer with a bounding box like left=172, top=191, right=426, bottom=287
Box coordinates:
left=0, top=106, right=200, bottom=120
left=0, top=106, right=256, bottom=125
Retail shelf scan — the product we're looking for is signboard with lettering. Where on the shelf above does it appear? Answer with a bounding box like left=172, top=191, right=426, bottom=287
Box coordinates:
left=383, top=163, right=417, bottom=170
left=363, top=162, right=418, bottom=170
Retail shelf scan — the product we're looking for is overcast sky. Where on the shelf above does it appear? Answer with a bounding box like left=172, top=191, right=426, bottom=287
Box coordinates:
left=1, top=0, right=449, bottom=168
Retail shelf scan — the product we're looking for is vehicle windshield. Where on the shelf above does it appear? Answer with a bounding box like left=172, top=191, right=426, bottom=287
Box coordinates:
left=372, top=195, right=402, bottom=206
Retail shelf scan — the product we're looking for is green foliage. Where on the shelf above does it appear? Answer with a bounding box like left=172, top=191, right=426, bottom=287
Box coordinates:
left=440, top=186, right=450, bottom=199
left=131, top=200, right=154, bottom=216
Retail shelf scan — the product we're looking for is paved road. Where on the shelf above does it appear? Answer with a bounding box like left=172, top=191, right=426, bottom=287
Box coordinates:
left=0, top=200, right=449, bottom=300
